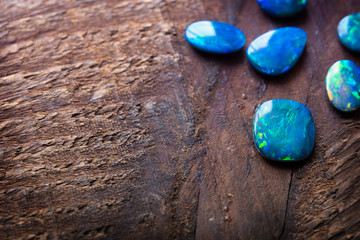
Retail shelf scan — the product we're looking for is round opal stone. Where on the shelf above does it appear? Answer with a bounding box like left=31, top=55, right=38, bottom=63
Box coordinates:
left=257, top=0, right=307, bottom=17
left=338, top=13, right=360, bottom=52
left=326, top=60, right=360, bottom=112
left=185, top=21, right=246, bottom=54
left=253, top=99, right=315, bottom=161
left=246, top=27, right=307, bottom=75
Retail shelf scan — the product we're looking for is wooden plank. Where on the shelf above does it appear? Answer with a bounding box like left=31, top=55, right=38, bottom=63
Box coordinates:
left=0, top=0, right=359, bottom=239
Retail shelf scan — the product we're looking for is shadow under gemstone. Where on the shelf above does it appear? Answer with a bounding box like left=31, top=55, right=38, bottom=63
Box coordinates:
left=191, top=47, right=245, bottom=67
left=338, top=42, right=360, bottom=58
left=327, top=99, right=360, bottom=119
left=260, top=6, right=310, bottom=26
left=263, top=146, right=315, bottom=169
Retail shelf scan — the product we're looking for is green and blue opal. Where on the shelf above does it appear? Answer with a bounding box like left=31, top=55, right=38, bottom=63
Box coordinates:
left=326, top=60, right=360, bottom=112
left=253, top=99, right=315, bottom=161
left=185, top=21, right=246, bottom=54
left=338, top=13, right=360, bottom=52
left=246, top=27, right=307, bottom=75
left=257, top=0, right=307, bottom=17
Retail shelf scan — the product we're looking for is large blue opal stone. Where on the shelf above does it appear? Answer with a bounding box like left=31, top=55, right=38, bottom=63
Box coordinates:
left=246, top=27, right=307, bottom=75
left=257, top=0, right=307, bottom=17
left=338, top=13, right=360, bottom=52
left=253, top=99, right=315, bottom=161
left=185, top=21, right=246, bottom=54
left=326, top=60, right=360, bottom=112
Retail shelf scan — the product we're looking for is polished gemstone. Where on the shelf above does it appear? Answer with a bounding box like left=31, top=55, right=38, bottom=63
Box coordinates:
left=338, top=13, right=360, bottom=52
left=326, top=60, right=360, bottom=112
left=246, top=27, right=307, bottom=75
left=253, top=99, right=315, bottom=161
left=257, top=0, right=307, bottom=17
left=185, top=21, right=246, bottom=54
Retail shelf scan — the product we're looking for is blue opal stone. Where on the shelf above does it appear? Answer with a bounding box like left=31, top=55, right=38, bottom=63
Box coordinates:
left=185, top=21, right=246, bottom=54
left=247, top=27, right=307, bottom=75
left=338, top=13, right=360, bottom=52
left=257, top=0, right=307, bottom=17
left=326, top=60, right=360, bottom=112
left=253, top=99, right=315, bottom=161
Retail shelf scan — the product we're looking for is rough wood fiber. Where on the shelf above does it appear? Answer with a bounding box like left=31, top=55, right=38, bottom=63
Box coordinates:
left=0, top=0, right=359, bottom=239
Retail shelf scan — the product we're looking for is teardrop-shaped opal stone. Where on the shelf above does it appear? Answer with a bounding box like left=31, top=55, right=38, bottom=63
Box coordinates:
left=338, top=13, right=360, bottom=52
left=257, top=0, right=307, bottom=17
left=253, top=99, right=315, bottom=161
left=185, top=21, right=246, bottom=54
left=326, top=60, right=360, bottom=112
left=246, top=27, right=307, bottom=75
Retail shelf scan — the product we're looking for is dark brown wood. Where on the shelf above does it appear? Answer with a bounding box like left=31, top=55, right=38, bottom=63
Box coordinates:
left=0, top=0, right=359, bottom=239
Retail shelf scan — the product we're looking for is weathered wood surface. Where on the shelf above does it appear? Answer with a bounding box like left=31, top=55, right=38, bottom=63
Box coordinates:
left=0, top=0, right=359, bottom=239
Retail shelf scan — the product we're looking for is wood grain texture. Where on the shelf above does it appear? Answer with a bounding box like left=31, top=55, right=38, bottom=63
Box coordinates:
left=0, top=0, right=359, bottom=239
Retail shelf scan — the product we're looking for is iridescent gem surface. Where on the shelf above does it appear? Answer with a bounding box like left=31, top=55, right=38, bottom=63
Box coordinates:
left=185, top=21, right=246, bottom=54
left=326, top=60, right=360, bottom=112
left=338, top=13, right=360, bottom=52
left=257, top=0, right=307, bottom=17
left=246, top=27, right=307, bottom=75
left=253, top=99, right=315, bottom=161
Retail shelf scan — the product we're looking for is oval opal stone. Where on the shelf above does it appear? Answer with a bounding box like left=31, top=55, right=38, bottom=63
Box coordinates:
left=326, top=60, right=360, bottom=112
left=185, top=21, right=246, bottom=54
left=257, top=0, right=307, bottom=17
left=253, top=99, right=315, bottom=161
left=246, top=27, right=307, bottom=75
left=338, top=13, right=360, bottom=52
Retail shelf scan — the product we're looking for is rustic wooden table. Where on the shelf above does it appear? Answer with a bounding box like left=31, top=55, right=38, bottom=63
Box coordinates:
left=0, top=0, right=359, bottom=239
